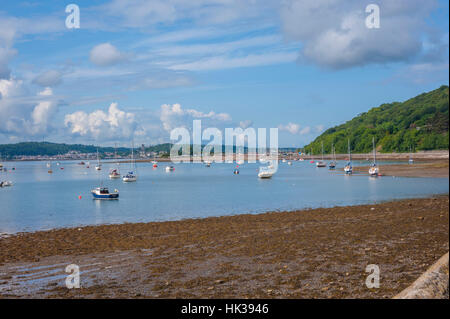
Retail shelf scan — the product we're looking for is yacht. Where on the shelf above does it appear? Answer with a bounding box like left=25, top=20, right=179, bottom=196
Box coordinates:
left=368, top=137, right=379, bottom=177
left=328, top=143, right=337, bottom=169
left=344, top=139, right=353, bottom=175
left=316, top=142, right=327, bottom=167
left=95, top=149, right=102, bottom=171
left=123, top=142, right=137, bottom=182
left=109, top=168, right=121, bottom=179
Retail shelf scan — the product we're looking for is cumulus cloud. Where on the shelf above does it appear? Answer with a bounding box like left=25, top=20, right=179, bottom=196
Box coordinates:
left=278, top=123, right=320, bottom=135
left=89, top=43, right=127, bottom=66
left=32, top=70, right=63, bottom=87
left=64, top=102, right=141, bottom=141
left=280, top=0, right=438, bottom=69
left=278, top=122, right=301, bottom=135
left=0, top=78, right=59, bottom=137
left=239, top=120, right=253, bottom=129
left=160, top=103, right=232, bottom=132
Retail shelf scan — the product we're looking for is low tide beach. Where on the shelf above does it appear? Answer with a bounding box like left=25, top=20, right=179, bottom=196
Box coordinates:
left=0, top=194, right=448, bottom=299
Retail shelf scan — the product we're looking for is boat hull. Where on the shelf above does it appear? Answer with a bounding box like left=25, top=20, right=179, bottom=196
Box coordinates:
left=91, top=192, right=119, bottom=199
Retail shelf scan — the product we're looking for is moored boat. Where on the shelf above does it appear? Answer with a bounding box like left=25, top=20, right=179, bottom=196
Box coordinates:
left=91, top=187, right=119, bottom=199
left=165, top=166, right=175, bottom=172
left=109, top=169, right=121, bottom=179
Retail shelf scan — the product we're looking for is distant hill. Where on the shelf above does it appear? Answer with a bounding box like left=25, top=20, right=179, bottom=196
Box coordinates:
left=304, top=85, right=449, bottom=154
left=0, top=142, right=176, bottom=159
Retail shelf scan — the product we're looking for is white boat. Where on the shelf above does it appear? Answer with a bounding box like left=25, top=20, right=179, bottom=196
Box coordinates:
left=165, top=166, right=175, bottom=172
left=0, top=180, right=13, bottom=187
left=344, top=139, right=353, bottom=174
left=408, top=146, right=414, bottom=164
left=258, top=161, right=276, bottom=179
left=316, top=142, right=327, bottom=167
left=122, top=172, right=137, bottom=182
left=258, top=166, right=275, bottom=179
left=287, top=161, right=292, bottom=165
left=368, top=137, right=379, bottom=177
left=204, top=160, right=212, bottom=167
left=109, top=169, right=121, bottom=179
left=123, top=142, right=137, bottom=182
left=328, top=143, right=337, bottom=169
left=95, top=149, right=102, bottom=170
left=110, top=145, right=121, bottom=178
left=46, top=162, right=51, bottom=168
left=282, top=159, right=286, bottom=163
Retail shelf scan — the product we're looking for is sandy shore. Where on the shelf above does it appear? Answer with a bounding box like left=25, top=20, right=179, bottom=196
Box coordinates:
left=346, top=161, right=449, bottom=178
left=0, top=195, right=448, bottom=299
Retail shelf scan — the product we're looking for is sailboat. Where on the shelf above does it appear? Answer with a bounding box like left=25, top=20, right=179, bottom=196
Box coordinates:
left=344, top=139, right=353, bottom=174
left=316, top=142, right=327, bottom=167
left=368, top=137, right=379, bottom=177
left=123, top=142, right=137, bottom=182
left=95, top=149, right=102, bottom=171
left=408, top=145, right=414, bottom=164
left=328, top=143, right=337, bottom=169
left=47, top=161, right=53, bottom=174
left=109, top=144, right=121, bottom=179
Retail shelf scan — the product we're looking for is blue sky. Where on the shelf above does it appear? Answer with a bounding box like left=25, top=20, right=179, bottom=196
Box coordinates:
left=0, top=0, right=448, bottom=147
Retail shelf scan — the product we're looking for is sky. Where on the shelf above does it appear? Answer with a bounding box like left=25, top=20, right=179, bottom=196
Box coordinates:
left=0, top=0, right=448, bottom=147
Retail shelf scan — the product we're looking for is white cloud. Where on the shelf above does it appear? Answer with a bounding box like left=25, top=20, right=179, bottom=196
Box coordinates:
left=160, top=103, right=232, bottom=132
left=64, top=103, right=141, bottom=141
left=0, top=78, right=59, bottom=137
left=89, top=43, right=127, bottom=66
left=280, top=0, right=438, bottom=69
left=278, top=122, right=300, bottom=135
left=239, top=120, right=253, bottom=129
left=278, top=123, right=317, bottom=136
left=168, top=52, right=297, bottom=71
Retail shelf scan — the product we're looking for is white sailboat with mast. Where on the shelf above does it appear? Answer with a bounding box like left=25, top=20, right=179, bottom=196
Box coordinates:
left=368, top=137, right=379, bottom=177
left=328, top=142, right=337, bottom=169
left=109, top=143, right=121, bottom=179
left=316, top=142, right=327, bottom=167
left=123, top=142, right=137, bottom=182
left=408, top=145, right=414, bottom=164
left=344, top=138, right=353, bottom=174
left=95, top=148, right=102, bottom=171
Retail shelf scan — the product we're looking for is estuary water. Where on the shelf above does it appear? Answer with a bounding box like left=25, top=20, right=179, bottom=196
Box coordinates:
left=0, top=160, right=448, bottom=233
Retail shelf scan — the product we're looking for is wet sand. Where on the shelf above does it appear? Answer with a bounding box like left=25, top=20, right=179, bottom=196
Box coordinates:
left=347, top=161, right=449, bottom=178
left=0, top=195, right=448, bottom=299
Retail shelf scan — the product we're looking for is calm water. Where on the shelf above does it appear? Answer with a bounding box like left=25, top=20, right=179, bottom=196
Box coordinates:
left=0, top=160, right=448, bottom=233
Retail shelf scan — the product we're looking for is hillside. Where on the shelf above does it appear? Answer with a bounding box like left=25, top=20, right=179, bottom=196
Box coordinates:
left=304, top=85, right=449, bottom=154
left=0, top=142, right=176, bottom=159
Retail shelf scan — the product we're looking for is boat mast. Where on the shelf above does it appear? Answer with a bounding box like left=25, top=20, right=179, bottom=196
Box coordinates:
left=348, top=138, right=352, bottom=163
left=321, top=142, right=324, bottom=161
left=373, top=137, right=376, bottom=165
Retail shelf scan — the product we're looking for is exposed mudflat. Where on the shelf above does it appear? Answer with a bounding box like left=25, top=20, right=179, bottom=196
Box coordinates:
left=347, top=161, right=449, bottom=178
left=0, top=195, right=448, bottom=299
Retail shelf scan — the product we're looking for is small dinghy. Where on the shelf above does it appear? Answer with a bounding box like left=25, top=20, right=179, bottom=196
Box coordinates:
left=91, top=187, right=119, bottom=199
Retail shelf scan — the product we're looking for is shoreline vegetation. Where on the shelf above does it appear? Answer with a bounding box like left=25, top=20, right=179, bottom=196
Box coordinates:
left=0, top=195, right=448, bottom=298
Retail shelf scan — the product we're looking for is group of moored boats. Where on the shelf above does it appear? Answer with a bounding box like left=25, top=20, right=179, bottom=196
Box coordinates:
left=306, top=138, right=382, bottom=177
